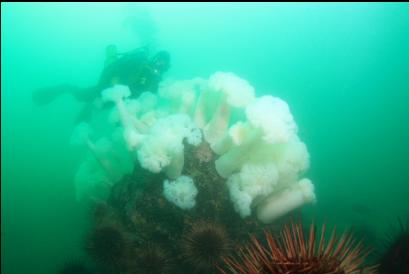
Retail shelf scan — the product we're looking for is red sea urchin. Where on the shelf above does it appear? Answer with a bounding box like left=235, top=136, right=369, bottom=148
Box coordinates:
left=221, top=221, right=377, bottom=274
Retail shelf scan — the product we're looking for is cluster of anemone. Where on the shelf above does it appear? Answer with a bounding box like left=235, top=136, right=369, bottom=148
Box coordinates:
left=67, top=71, right=321, bottom=273
left=71, top=71, right=316, bottom=223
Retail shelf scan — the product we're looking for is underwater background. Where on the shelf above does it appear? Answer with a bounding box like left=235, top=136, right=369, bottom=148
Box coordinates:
left=2, top=2, right=409, bottom=274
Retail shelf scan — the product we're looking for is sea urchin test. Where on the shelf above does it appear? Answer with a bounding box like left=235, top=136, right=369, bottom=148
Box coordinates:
left=72, top=71, right=315, bottom=223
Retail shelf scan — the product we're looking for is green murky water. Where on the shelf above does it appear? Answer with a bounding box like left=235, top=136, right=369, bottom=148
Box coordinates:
left=2, top=3, right=409, bottom=274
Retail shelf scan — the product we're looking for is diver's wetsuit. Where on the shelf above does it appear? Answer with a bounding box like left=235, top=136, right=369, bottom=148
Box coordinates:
left=75, top=49, right=163, bottom=102
left=33, top=48, right=167, bottom=122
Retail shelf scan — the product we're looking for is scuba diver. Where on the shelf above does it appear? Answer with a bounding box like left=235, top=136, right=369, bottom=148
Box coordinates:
left=33, top=45, right=170, bottom=121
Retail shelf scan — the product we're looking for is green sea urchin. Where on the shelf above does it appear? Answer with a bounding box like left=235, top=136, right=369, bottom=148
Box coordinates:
left=85, top=224, right=129, bottom=268
left=58, top=261, right=91, bottom=274
left=134, top=246, right=173, bottom=274
left=379, top=218, right=409, bottom=274
left=183, top=221, right=231, bottom=272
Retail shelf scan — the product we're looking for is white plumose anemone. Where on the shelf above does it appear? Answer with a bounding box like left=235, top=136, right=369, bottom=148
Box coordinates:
left=257, top=178, right=316, bottom=223
left=137, top=114, right=202, bottom=178
left=163, top=175, right=198, bottom=210
left=203, top=72, right=256, bottom=148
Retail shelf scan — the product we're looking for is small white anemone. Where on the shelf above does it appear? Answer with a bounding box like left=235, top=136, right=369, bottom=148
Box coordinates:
left=137, top=114, right=202, bottom=178
left=203, top=72, right=256, bottom=149
left=257, top=178, right=316, bottom=223
left=246, top=96, right=297, bottom=144
left=101, top=85, right=148, bottom=150
left=159, top=78, right=202, bottom=114
left=209, top=72, right=255, bottom=107
left=163, top=175, right=198, bottom=210
left=226, top=163, right=279, bottom=218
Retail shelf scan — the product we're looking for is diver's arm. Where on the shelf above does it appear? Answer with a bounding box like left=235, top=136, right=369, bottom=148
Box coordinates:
left=72, top=86, right=101, bottom=102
